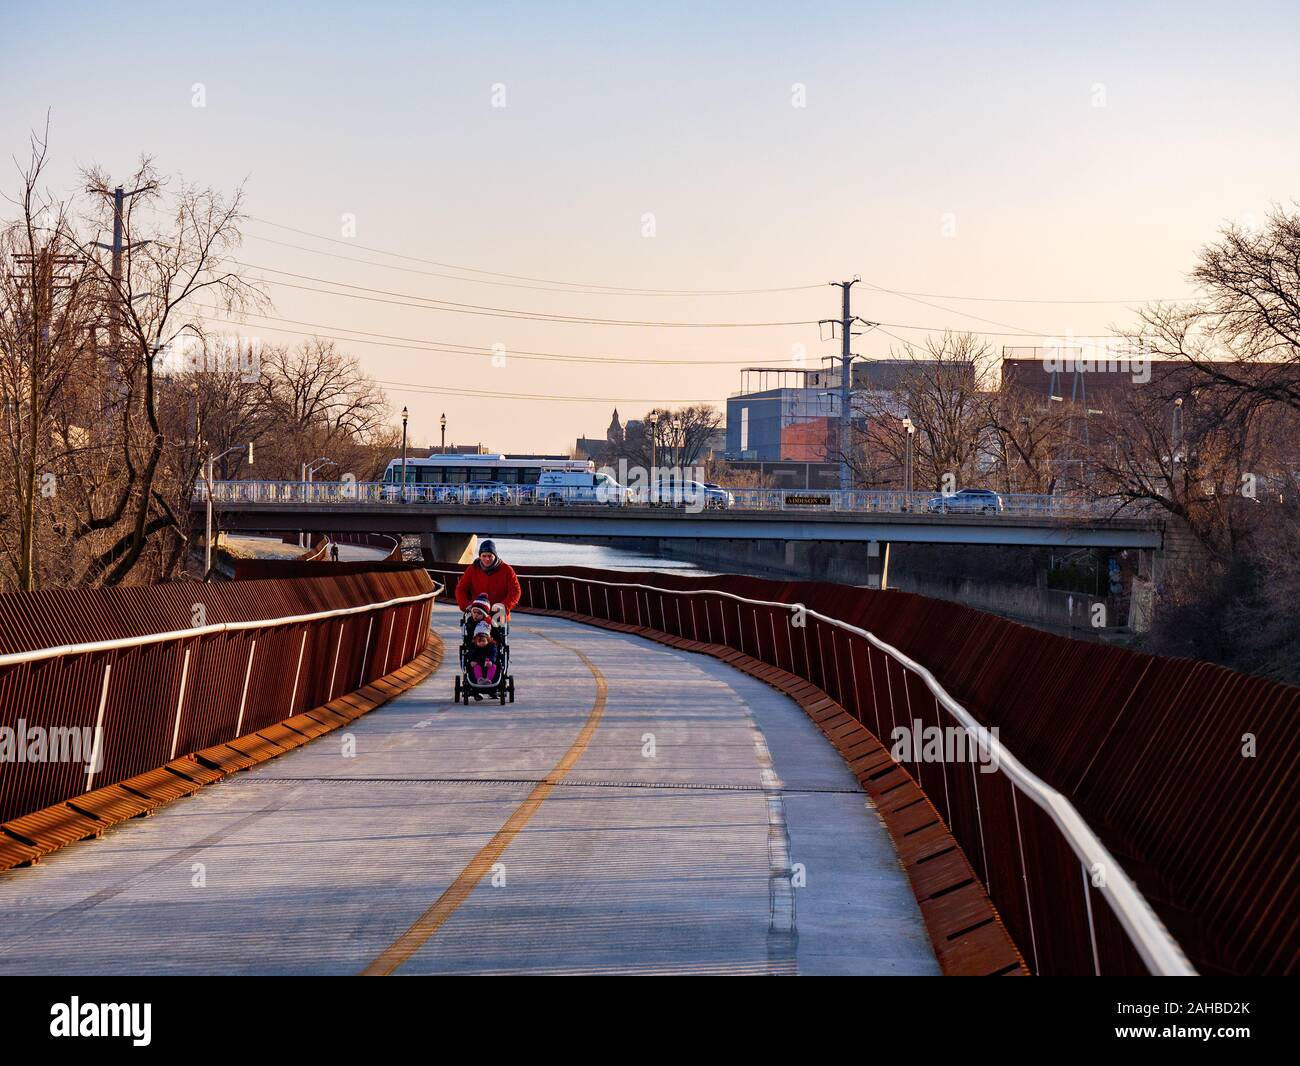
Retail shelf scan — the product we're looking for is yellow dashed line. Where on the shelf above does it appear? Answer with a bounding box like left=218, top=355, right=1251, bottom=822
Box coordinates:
left=361, top=632, right=607, bottom=975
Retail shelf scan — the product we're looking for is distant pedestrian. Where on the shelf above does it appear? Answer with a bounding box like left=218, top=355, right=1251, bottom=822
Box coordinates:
left=330, top=542, right=340, bottom=562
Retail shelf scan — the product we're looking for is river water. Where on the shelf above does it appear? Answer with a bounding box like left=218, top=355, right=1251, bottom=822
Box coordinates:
left=481, top=538, right=711, bottom=575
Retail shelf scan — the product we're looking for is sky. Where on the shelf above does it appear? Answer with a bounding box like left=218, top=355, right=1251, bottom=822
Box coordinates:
left=4, top=0, right=1298, bottom=453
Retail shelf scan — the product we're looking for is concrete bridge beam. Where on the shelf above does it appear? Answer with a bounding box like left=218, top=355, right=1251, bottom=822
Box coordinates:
left=420, top=532, right=478, bottom=565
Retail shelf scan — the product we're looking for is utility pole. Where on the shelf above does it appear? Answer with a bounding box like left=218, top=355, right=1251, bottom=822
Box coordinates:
left=821, top=279, right=874, bottom=493
left=90, top=183, right=152, bottom=397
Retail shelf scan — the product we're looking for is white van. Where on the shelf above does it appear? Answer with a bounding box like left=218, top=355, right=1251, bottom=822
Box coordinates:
left=535, top=469, right=631, bottom=505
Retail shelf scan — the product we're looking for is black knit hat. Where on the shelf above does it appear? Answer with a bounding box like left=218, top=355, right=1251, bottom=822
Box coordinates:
left=479, top=539, right=498, bottom=559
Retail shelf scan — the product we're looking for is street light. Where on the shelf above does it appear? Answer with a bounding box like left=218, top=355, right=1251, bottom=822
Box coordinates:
left=401, top=406, right=409, bottom=503
left=1172, top=396, right=1184, bottom=463
left=296, top=457, right=336, bottom=545
left=205, top=442, right=253, bottom=580
left=440, top=412, right=447, bottom=454
left=305, top=456, right=336, bottom=481
left=901, top=417, right=916, bottom=497
left=648, top=411, right=659, bottom=476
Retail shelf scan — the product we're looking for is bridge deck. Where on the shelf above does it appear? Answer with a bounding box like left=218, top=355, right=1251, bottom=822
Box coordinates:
left=0, top=608, right=937, bottom=976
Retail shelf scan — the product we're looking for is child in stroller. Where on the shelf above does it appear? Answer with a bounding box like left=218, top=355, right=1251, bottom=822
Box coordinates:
left=454, top=596, right=515, bottom=704
left=466, top=623, right=499, bottom=688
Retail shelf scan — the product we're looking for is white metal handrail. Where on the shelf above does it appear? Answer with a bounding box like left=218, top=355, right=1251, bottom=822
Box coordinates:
left=507, top=570, right=1195, bottom=976
left=0, top=583, right=444, bottom=669
left=197, top=480, right=1122, bottom=519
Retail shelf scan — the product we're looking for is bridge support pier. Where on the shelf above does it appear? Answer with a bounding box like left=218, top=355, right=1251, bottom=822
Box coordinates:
left=866, top=540, right=890, bottom=590
left=420, top=532, right=478, bottom=565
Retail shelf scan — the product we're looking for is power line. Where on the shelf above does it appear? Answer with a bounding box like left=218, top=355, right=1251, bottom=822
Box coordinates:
left=244, top=231, right=823, bottom=298
left=234, top=261, right=820, bottom=327
left=237, top=263, right=1123, bottom=337
left=243, top=214, right=824, bottom=296
left=372, top=378, right=719, bottom=405
left=167, top=190, right=1197, bottom=305
left=860, top=278, right=1044, bottom=334
left=196, top=308, right=798, bottom=365
left=859, top=277, right=1198, bottom=306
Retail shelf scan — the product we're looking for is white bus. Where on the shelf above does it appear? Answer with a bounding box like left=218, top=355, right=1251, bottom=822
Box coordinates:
left=380, top=453, right=629, bottom=503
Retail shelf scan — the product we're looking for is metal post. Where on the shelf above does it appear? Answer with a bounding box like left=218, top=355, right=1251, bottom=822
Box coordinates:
left=838, top=280, right=855, bottom=492
left=205, top=454, right=214, bottom=578
left=401, top=406, right=409, bottom=503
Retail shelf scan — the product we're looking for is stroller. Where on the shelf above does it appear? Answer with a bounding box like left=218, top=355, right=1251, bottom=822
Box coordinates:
left=454, top=611, right=515, bottom=705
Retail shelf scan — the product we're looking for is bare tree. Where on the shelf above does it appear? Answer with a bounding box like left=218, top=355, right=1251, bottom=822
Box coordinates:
left=249, top=338, right=389, bottom=479
left=60, top=160, right=263, bottom=585
left=983, top=378, right=1074, bottom=494
left=1134, top=204, right=1300, bottom=414
left=846, top=332, right=994, bottom=490
left=610, top=404, right=722, bottom=471
left=0, top=125, right=96, bottom=590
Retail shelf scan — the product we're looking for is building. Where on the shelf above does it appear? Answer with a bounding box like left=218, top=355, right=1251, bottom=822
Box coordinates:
left=725, top=367, right=846, bottom=461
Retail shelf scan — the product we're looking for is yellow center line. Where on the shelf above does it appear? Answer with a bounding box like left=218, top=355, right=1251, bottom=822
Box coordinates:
left=360, top=630, right=607, bottom=976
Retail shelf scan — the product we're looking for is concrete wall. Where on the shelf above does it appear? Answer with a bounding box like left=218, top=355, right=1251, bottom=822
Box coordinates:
left=656, top=536, right=1122, bottom=635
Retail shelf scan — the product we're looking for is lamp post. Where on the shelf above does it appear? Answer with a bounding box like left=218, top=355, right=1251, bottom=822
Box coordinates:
left=205, top=442, right=253, bottom=580
left=401, top=406, right=409, bottom=503
left=648, top=411, right=659, bottom=475
left=901, top=417, right=915, bottom=499
left=305, top=456, right=336, bottom=483
left=440, top=412, right=446, bottom=454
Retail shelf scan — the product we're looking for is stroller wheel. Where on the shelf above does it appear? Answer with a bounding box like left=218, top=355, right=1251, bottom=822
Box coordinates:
left=454, top=676, right=462, bottom=701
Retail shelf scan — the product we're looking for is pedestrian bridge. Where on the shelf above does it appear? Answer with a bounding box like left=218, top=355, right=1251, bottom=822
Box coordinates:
left=0, top=561, right=1293, bottom=976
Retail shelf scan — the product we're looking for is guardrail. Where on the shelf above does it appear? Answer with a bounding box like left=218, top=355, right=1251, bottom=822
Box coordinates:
left=428, top=564, right=1298, bottom=976
left=0, top=568, right=438, bottom=825
left=198, top=480, right=1117, bottom=518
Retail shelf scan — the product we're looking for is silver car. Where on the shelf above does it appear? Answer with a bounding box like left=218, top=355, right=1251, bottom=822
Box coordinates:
left=926, top=488, right=1005, bottom=514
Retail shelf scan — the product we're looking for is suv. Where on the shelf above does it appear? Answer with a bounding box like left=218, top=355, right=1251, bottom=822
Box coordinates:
left=926, top=488, right=1005, bottom=514
left=649, top=480, right=733, bottom=510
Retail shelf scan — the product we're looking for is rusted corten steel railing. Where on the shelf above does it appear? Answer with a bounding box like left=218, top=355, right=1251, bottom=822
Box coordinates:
left=325, top=532, right=404, bottom=560
left=430, top=563, right=1297, bottom=976
left=0, top=567, right=437, bottom=826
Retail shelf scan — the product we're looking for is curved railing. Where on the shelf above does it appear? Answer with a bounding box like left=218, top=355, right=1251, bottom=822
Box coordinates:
left=0, top=569, right=439, bottom=825
left=429, top=564, right=1202, bottom=975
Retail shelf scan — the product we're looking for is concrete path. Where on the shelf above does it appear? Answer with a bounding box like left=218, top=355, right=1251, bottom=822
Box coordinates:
left=0, top=607, right=937, bottom=975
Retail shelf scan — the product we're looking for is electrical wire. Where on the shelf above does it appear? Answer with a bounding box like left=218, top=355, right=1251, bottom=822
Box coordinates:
left=244, top=215, right=824, bottom=295
left=196, top=307, right=798, bottom=366
left=239, top=264, right=1125, bottom=337
left=243, top=231, right=825, bottom=298
left=234, top=261, right=820, bottom=327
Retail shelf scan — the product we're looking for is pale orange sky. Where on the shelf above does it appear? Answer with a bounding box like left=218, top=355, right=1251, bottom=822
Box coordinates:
left=6, top=1, right=1298, bottom=453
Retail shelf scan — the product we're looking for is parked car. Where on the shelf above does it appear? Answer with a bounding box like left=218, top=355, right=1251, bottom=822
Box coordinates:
left=925, top=488, right=1005, bottom=514
left=464, top=482, right=515, bottom=505
left=648, top=479, right=734, bottom=509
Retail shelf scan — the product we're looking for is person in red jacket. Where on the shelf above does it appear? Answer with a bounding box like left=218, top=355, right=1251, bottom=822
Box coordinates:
left=454, top=539, right=521, bottom=622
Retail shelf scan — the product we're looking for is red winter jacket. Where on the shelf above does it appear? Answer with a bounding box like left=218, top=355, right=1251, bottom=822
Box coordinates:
left=455, top=558, right=522, bottom=616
